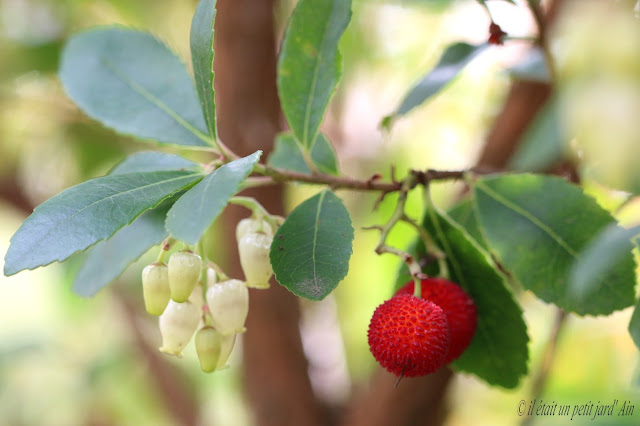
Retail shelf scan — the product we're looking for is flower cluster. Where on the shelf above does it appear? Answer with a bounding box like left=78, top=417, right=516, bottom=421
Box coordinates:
left=141, top=216, right=275, bottom=372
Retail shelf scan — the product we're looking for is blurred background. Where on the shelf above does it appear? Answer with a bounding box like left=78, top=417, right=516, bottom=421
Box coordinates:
left=1, top=0, right=639, bottom=425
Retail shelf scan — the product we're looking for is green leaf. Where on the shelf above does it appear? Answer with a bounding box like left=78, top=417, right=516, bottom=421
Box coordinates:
left=4, top=171, right=203, bottom=276
left=383, top=42, right=486, bottom=128
left=268, top=132, right=339, bottom=175
left=423, top=203, right=529, bottom=388
left=110, top=151, right=200, bottom=174
left=190, top=0, right=217, bottom=140
left=277, top=0, right=352, bottom=148
left=166, top=151, right=262, bottom=245
left=72, top=203, right=171, bottom=297
left=270, top=190, right=354, bottom=301
left=473, top=173, right=636, bottom=315
left=509, top=99, right=565, bottom=172
left=628, top=298, right=640, bottom=351
left=568, top=224, right=639, bottom=301
left=311, top=134, right=340, bottom=175
left=59, top=27, right=210, bottom=148
left=447, top=198, right=488, bottom=250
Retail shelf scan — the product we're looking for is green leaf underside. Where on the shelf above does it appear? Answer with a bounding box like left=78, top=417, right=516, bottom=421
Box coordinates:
left=190, top=0, right=217, bottom=140
left=423, top=203, right=529, bottom=389
left=110, top=151, right=200, bottom=175
left=59, top=27, right=209, bottom=147
left=72, top=203, right=171, bottom=297
left=569, top=224, right=639, bottom=301
left=270, top=190, right=354, bottom=301
left=277, top=0, right=352, bottom=148
left=509, top=99, right=565, bottom=172
left=4, top=171, right=203, bottom=275
left=473, top=174, right=636, bottom=315
left=390, top=42, right=486, bottom=120
left=165, top=151, right=262, bottom=245
left=268, top=132, right=339, bottom=175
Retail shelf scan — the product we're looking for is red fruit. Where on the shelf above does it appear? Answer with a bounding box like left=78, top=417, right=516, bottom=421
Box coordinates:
left=367, top=295, right=450, bottom=377
left=396, top=278, right=477, bottom=363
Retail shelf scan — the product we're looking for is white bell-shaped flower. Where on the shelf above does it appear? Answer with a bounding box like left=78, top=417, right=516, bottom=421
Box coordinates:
left=188, top=283, right=204, bottom=311
left=142, top=262, right=170, bottom=316
left=236, top=217, right=273, bottom=242
left=168, top=250, right=202, bottom=303
left=195, top=326, right=237, bottom=372
left=238, top=232, right=274, bottom=289
left=206, top=279, right=249, bottom=335
left=158, top=300, right=200, bottom=357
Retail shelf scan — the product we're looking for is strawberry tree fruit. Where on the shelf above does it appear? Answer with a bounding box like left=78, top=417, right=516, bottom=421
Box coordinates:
left=195, top=326, right=237, bottom=373
left=158, top=299, right=201, bottom=357
left=141, top=262, right=170, bottom=316
left=168, top=250, right=202, bottom=303
left=368, top=294, right=450, bottom=377
left=206, top=279, right=249, bottom=335
left=236, top=217, right=273, bottom=242
left=396, top=278, right=477, bottom=363
left=238, top=232, right=273, bottom=288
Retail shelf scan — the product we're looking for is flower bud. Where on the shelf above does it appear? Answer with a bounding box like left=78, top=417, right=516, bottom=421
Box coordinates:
left=238, top=232, right=273, bottom=289
left=206, top=279, right=249, bottom=335
left=206, top=267, right=217, bottom=287
left=158, top=300, right=200, bottom=357
left=188, top=283, right=204, bottom=311
left=168, top=250, right=202, bottom=303
left=142, top=262, right=170, bottom=315
left=195, top=326, right=236, bottom=372
left=236, top=217, right=273, bottom=242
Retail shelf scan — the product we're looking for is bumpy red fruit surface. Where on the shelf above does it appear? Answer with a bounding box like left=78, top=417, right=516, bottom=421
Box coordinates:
left=367, top=295, right=450, bottom=377
left=396, top=278, right=477, bottom=363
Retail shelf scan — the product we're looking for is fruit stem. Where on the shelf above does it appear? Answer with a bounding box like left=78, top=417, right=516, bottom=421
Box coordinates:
left=367, top=175, right=429, bottom=289
left=156, top=237, right=175, bottom=263
left=412, top=277, right=422, bottom=299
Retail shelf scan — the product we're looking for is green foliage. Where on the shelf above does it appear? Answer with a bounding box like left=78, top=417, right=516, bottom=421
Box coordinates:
left=59, top=27, right=211, bottom=148
left=423, top=202, right=529, bottom=389
left=165, top=151, right=262, bottom=245
left=109, top=151, right=201, bottom=174
left=509, top=99, right=565, bottom=172
left=568, top=224, right=640, bottom=302
left=190, top=0, right=218, bottom=141
left=270, top=190, right=354, bottom=301
left=473, top=174, right=636, bottom=316
left=447, top=198, right=488, bottom=250
left=277, top=0, right=352, bottom=149
left=628, top=297, right=640, bottom=351
left=268, top=132, right=339, bottom=175
left=72, top=204, right=171, bottom=297
left=4, top=171, right=203, bottom=275
left=382, top=42, right=486, bottom=128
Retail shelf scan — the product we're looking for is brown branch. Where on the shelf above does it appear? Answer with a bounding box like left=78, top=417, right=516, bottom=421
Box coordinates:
left=214, top=0, right=326, bottom=424
left=526, top=0, right=557, bottom=83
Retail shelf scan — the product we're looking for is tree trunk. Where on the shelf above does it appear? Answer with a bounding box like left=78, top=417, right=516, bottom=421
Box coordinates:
left=214, top=1, right=326, bottom=425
